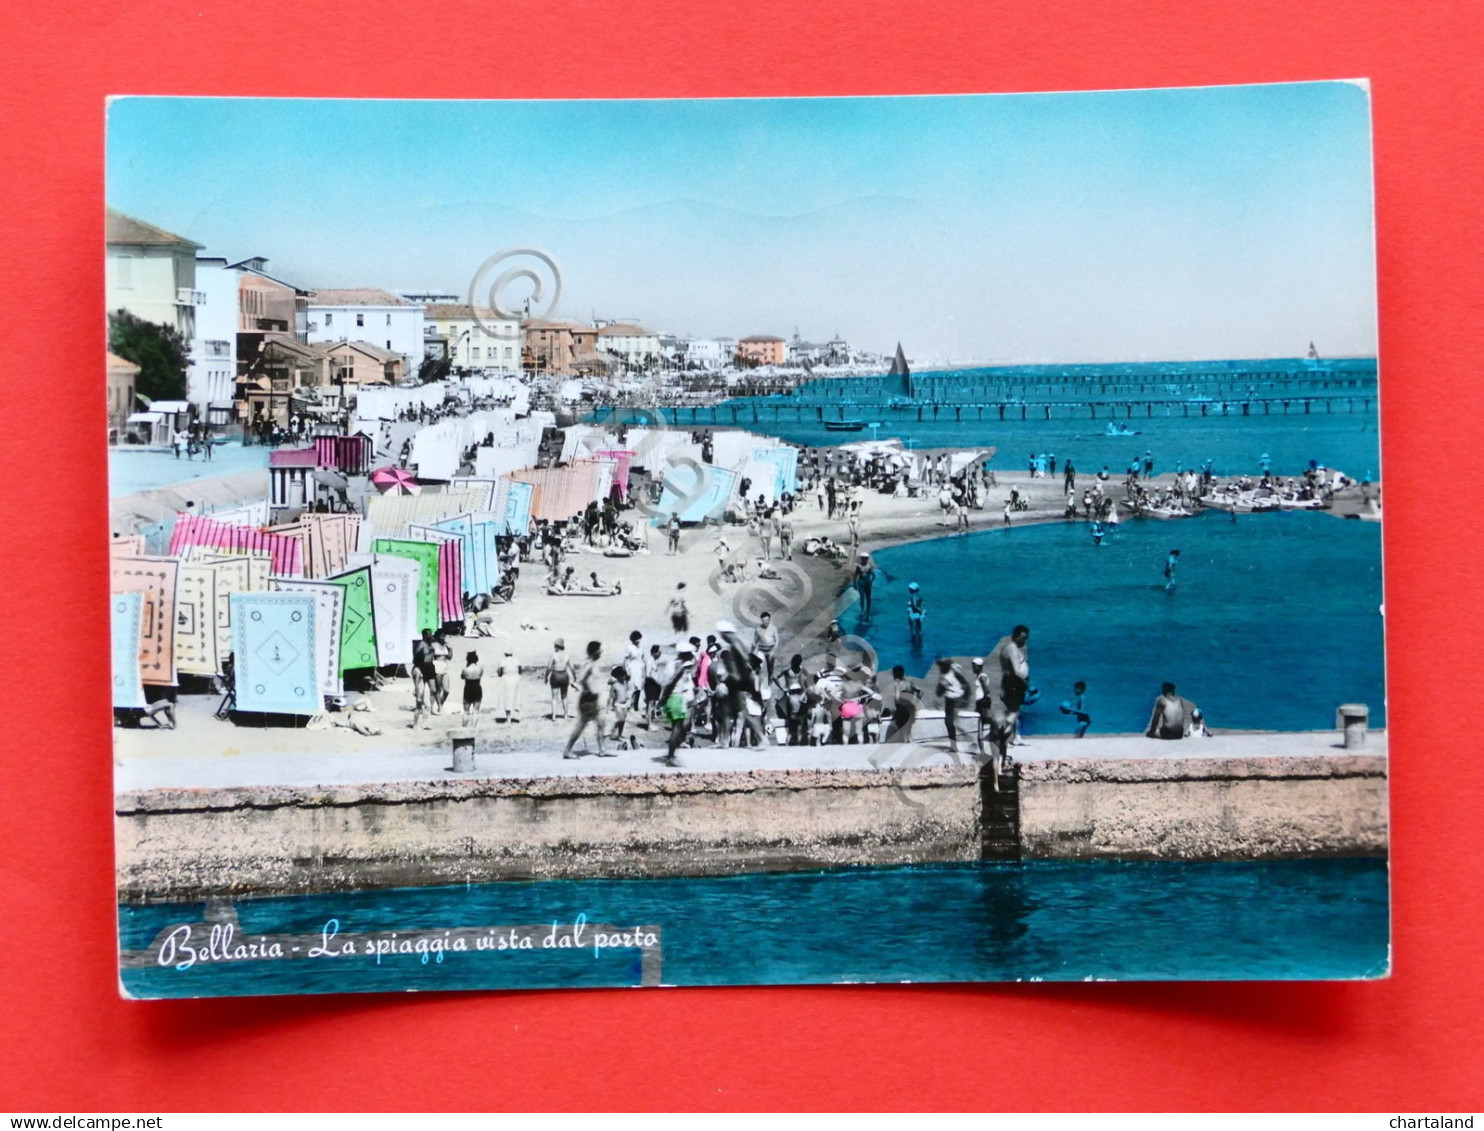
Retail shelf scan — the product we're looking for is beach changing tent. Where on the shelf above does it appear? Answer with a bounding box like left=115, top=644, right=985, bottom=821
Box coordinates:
left=653, top=462, right=739, bottom=524
left=325, top=565, right=382, bottom=673
left=230, top=591, right=320, bottom=715
left=267, top=578, right=347, bottom=696
left=110, top=592, right=147, bottom=708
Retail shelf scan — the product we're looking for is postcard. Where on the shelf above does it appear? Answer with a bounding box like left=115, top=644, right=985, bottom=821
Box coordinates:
left=107, top=84, right=1387, bottom=996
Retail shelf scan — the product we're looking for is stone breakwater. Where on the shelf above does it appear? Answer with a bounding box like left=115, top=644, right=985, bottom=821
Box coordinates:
left=116, top=741, right=1388, bottom=902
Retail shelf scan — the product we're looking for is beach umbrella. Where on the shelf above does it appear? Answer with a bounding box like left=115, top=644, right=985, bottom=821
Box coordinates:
left=370, top=466, right=421, bottom=495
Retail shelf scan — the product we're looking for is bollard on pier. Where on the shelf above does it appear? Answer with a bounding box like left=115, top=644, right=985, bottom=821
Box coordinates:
left=449, top=727, right=477, bottom=772
left=1335, top=703, right=1369, bottom=749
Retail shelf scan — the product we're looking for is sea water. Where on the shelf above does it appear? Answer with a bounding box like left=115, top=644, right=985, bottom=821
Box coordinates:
left=118, top=858, right=1388, bottom=996
left=858, top=509, right=1384, bottom=734
left=705, top=361, right=1381, bottom=478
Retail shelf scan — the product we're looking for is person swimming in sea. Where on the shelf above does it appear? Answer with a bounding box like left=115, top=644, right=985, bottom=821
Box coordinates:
left=1090, top=521, right=1105, bottom=546
left=1163, top=548, right=1181, bottom=593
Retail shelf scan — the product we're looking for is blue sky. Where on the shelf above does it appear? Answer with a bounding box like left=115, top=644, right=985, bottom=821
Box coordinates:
left=107, top=84, right=1377, bottom=363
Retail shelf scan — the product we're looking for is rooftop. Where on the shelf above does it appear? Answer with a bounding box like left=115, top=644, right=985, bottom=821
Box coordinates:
left=424, top=303, right=511, bottom=321
left=322, top=339, right=403, bottom=362
left=268, top=447, right=321, bottom=469
left=105, top=208, right=203, bottom=250
left=523, top=318, right=596, bottom=333
left=308, top=288, right=409, bottom=307
left=246, top=333, right=335, bottom=363
left=597, top=322, right=653, bottom=336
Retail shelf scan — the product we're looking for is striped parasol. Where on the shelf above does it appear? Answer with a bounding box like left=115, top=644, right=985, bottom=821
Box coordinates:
left=370, top=466, right=421, bottom=495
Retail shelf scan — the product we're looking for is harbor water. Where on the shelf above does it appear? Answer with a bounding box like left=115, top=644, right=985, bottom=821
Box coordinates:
left=119, top=857, right=1389, bottom=996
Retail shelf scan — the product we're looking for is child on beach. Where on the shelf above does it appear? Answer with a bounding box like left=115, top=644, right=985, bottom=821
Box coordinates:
left=809, top=700, right=833, bottom=746
left=607, top=666, right=633, bottom=748
left=1060, top=681, right=1091, bottom=737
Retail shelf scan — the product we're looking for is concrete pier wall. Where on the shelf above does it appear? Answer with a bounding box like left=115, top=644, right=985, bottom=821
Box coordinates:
left=116, top=766, right=981, bottom=902
left=1016, top=755, right=1388, bottom=860
left=116, top=751, right=1388, bottom=902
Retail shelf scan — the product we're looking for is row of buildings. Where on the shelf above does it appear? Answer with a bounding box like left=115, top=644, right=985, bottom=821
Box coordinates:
left=104, top=208, right=860, bottom=436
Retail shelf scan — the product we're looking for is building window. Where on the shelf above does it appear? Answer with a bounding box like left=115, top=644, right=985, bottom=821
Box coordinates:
left=325, top=312, right=333, bottom=326
left=386, top=313, right=392, bottom=326
left=472, top=347, right=481, bottom=360
left=356, top=313, right=365, bottom=327
left=504, top=347, right=512, bottom=359
left=386, top=341, right=392, bottom=350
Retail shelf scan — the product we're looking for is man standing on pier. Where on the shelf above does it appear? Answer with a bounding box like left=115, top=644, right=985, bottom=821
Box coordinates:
left=983, top=624, right=1031, bottom=784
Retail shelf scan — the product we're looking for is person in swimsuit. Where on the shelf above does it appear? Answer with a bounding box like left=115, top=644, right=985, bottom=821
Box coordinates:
left=460, top=651, right=483, bottom=727
left=983, top=625, right=1031, bottom=784
left=665, top=583, right=689, bottom=634
left=411, top=630, right=437, bottom=727
left=1060, top=680, right=1091, bottom=737
left=1146, top=681, right=1200, bottom=739
left=607, top=665, right=633, bottom=747
left=935, top=657, right=970, bottom=755
left=431, top=631, right=452, bottom=714
left=654, top=650, right=698, bottom=766
left=545, top=638, right=573, bottom=719
left=906, top=582, right=925, bottom=644
left=1164, top=548, right=1181, bottom=593
left=851, top=551, right=877, bottom=620
left=563, top=641, right=611, bottom=759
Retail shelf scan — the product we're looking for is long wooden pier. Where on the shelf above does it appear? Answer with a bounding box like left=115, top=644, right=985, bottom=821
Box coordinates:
left=615, top=393, right=1376, bottom=429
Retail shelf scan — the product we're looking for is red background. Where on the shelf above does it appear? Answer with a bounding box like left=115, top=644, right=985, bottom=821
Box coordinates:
left=1, top=0, right=1480, bottom=1112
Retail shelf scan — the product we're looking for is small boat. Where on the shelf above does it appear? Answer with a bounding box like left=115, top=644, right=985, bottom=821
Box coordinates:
left=824, top=419, right=868, bottom=432
left=1105, top=422, right=1141, bottom=436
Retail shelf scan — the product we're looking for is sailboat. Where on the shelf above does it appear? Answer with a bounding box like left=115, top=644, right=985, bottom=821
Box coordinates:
left=886, top=342, right=914, bottom=409
left=888, top=342, right=910, bottom=378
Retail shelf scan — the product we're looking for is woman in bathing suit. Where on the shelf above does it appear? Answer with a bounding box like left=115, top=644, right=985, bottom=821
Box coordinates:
left=460, top=651, right=483, bottom=727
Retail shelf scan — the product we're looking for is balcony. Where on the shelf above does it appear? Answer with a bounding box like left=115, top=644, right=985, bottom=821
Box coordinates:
left=176, top=288, right=206, bottom=306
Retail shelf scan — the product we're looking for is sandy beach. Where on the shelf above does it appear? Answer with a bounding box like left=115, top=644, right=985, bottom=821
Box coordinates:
left=113, top=457, right=1376, bottom=774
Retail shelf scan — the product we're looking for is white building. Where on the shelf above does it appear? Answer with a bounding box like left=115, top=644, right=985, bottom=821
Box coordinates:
left=189, top=257, right=238, bottom=422
left=684, top=337, right=735, bottom=369
left=105, top=209, right=203, bottom=343
left=306, top=289, right=424, bottom=378
left=423, top=304, right=523, bottom=373
left=596, top=322, right=661, bottom=370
